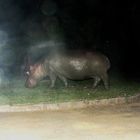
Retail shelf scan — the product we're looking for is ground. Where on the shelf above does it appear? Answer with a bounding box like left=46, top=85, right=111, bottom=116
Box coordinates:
left=0, top=102, right=140, bottom=140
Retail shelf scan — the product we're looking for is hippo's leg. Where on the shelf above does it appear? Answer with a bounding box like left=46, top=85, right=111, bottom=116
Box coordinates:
left=101, top=73, right=109, bottom=90
left=49, top=72, right=57, bottom=88
left=58, top=75, right=68, bottom=87
left=92, top=76, right=101, bottom=89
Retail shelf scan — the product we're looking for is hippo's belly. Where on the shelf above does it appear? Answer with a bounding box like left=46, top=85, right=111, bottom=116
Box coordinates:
left=49, top=58, right=95, bottom=80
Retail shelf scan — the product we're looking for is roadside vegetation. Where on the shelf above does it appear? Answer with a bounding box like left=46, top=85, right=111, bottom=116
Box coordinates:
left=0, top=76, right=140, bottom=105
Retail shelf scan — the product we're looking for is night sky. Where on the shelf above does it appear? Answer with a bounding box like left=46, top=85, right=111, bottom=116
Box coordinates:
left=0, top=0, right=140, bottom=80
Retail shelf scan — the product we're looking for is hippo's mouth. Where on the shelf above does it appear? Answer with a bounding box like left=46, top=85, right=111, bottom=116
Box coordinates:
left=25, top=78, right=37, bottom=88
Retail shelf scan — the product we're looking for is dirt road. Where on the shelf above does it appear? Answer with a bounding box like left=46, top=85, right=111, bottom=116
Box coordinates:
left=0, top=103, right=140, bottom=140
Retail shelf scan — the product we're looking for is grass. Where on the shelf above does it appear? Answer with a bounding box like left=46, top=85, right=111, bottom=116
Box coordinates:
left=0, top=76, right=140, bottom=105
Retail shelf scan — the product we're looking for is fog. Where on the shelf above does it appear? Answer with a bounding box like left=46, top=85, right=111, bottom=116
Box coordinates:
left=0, top=0, right=140, bottom=84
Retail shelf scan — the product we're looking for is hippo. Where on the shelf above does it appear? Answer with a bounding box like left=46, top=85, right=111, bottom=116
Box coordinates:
left=25, top=51, right=110, bottom=89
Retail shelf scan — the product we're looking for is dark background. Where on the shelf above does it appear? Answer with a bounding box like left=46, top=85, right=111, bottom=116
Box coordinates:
left=0, top=0, right=140, bottom=80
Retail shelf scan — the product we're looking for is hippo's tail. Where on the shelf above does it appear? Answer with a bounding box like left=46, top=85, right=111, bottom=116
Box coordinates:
left=106, top=57, right=111, bottom=70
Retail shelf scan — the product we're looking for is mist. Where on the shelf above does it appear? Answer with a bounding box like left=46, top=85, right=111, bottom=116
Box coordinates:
left=0, top=0, right=140, bottom=85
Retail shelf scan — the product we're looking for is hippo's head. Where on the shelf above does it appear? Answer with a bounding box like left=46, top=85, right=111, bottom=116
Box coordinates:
left=25, top=63, right=46, bottom=88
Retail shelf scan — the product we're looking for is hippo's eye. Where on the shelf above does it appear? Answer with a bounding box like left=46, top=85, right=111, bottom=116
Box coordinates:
left=26, top=71, right=30, bottom=75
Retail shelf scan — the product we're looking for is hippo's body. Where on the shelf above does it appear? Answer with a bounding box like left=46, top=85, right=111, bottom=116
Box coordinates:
left=25, top=51, right=110, bottom=89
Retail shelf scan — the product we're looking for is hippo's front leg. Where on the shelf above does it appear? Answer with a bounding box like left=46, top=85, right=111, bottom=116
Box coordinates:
left=49, top=71, right=57, bottom=88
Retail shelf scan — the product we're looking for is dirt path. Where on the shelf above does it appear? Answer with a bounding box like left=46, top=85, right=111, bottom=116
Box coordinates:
left=0, top=103, right=140, bottom=140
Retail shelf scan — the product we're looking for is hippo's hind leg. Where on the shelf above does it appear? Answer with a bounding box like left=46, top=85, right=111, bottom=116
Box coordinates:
left=92, top=76, right=101, bottom=89
left=100, top=72, right=109, bottom=90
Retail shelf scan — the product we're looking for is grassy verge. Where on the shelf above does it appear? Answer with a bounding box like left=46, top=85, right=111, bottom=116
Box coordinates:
left=0, top=77, right=140, bottom=105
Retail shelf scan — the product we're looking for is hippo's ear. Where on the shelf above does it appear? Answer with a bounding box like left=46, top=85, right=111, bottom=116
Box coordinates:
left=29, top=65, right=34, bottom=71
